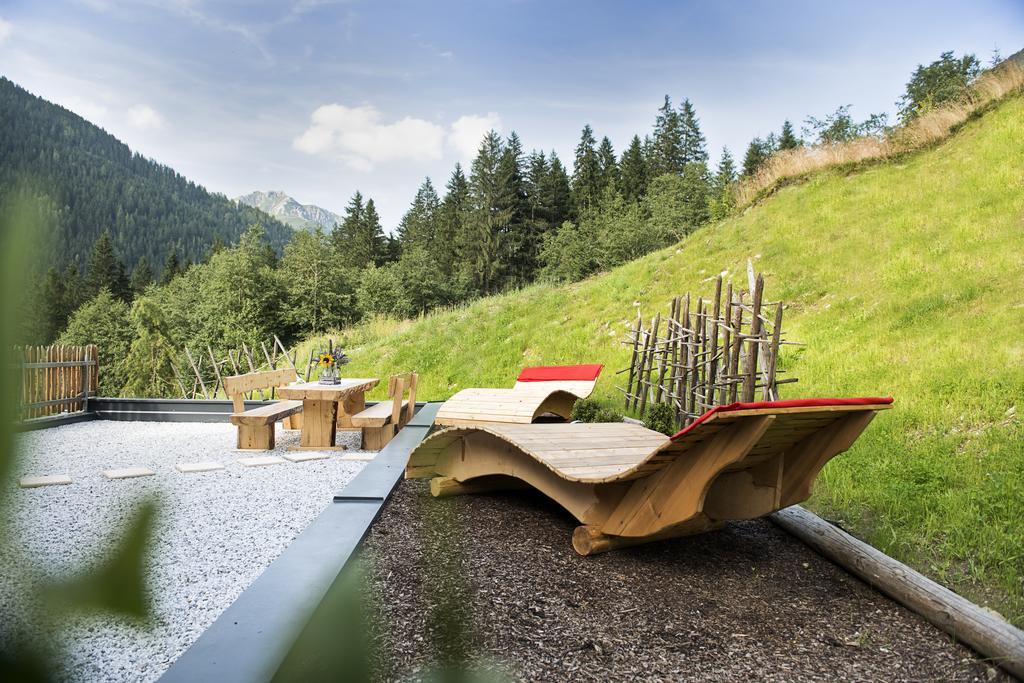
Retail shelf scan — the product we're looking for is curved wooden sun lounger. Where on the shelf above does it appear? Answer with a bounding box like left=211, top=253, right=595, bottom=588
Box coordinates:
left=408, top=397, right=893, bottom=555
left=434, top=364, right=603, bottom=427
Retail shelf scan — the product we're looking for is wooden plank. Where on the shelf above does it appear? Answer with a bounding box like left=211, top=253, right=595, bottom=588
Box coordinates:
left=773, top=506, right=1024, bottom=681
left=207, top=345, right=225, bottom=399
left=184, top=346, right=210, bottom=400
left=600, top=415, right=775, bottom=536
left=638, top=312, right=660, bottom=416
left=624, top=314, right=642, bottom=409
left=350, top=400, right=408, bottom=428
left=223, top=368, right=298, bottom=397
left=277, top=378, right=379, bottom=402
left=230, top=400, right=304, bottom=425
left=742, top=274, right=764, bottom=402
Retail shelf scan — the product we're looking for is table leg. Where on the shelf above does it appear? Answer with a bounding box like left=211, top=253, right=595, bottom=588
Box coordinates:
left=337, top=391, right=365, bottom=431
left=301, top=399, right=337, bottom=448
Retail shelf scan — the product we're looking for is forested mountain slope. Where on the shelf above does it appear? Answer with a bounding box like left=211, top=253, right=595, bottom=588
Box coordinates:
left=323, top=95, right=1024, bottom=624
left=0, top=77, right=292, bottom=271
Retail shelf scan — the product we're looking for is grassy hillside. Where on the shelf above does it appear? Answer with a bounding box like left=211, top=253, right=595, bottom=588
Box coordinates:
left=313, top=95, right=1024, bottom=624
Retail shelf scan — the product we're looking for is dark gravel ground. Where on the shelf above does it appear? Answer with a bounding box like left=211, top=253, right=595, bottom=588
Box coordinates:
left=360, top=479, right=1009, bottom=682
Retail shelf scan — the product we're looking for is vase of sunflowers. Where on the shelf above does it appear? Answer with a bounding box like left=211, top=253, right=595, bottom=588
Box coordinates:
left=316, top=347, right=348, bottom=385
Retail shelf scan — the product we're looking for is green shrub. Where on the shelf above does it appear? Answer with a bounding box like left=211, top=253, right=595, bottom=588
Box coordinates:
left=643, top=402, right=679, bottom=436
left=571, top=398, right=621, bottom=423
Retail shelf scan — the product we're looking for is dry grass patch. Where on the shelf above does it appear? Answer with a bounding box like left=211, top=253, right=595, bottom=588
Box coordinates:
left=736, top=60, right=1024, bottom=207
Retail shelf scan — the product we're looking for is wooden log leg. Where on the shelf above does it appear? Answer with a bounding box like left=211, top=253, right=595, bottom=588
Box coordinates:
left=337, top=392, right=365, bottom=431
left=361, top=424, right=395, bottom=451
left=429, top=475, right=532, bottom=498
left=573, top=517, right=724, bottom=556
left=238, top=423, right=275, bottom=450
left=301, top=399, right=337, bottom=448
left=284, top=412, right=303, bottom=431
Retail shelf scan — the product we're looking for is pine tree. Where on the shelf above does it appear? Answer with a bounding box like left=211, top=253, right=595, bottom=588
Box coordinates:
left=437, top=164, right=469, bottom=279
left=464, top=131, right=512, bottom=294
left=679, top=99, right=708, bottom=165
left=161, top=250, right=181, bottom=284
left=709, top=147, right=738, bottom=221
left=525, top=150, right=550, bottom=224
left=120, top=296, right=182, bottom=398
left=524, top=150, right=551, bottom=266
left=778, top=120, right=801, bottom=150
left=334, top=191, right=385, bottom=268
left=129, top=256, right=153, bottom=295
left=650, top=95, right=684, bottom=176
left=281, top=226, right=354, bottom=335
left=597, top=136, right=619, bottom=194
left=742, top=137, right=776, bottom=177
left=543, top=152, right=573, bottom=230
left=499, top=131, right=531, bottom=284
left=397, top=178, right=440, bottom=252
left=63, top=264, right=85, bottom=316
left=619, top=135, right=648, bottom=203
left=84, top=230, right=129, bottom=301
left=362, top=199, right=387, bottom=265
left=39, top=267, right=68, bottom=343
left=571, top=124, right=602, bottom=215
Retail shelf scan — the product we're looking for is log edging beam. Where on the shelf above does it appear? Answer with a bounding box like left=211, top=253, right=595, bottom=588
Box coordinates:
left=772, top=505, right=1024, bottom=680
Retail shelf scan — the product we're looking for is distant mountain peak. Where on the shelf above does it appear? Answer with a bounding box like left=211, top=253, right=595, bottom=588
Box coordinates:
left=236, top=190, right=340, bottom=232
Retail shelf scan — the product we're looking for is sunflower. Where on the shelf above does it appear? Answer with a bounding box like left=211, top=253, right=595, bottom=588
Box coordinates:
left=317, top=353, right=335, bottom=368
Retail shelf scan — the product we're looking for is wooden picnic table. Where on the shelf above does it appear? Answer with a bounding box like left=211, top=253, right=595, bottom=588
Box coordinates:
left=277, top=378, right=379, bottom=449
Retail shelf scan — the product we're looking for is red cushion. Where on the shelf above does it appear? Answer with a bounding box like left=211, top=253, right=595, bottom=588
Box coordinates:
left=516, top=364, right=604, bottom=382
left=669, top=397, right=894, bottom=441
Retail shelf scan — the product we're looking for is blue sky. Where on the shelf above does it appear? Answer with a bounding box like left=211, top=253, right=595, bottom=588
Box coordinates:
left=1, top=0, right=1021, bottom=230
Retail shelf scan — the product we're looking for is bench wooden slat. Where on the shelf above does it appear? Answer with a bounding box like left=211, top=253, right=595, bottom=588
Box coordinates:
left=230, top=400, right=304, bottom=426
left=351, top=399, right=409, bottom=428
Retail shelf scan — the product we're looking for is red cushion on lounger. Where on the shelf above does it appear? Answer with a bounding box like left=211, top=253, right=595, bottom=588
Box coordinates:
left=669, top=397, right=894, bottom=441
left=516, top=364, right=604, bottom=382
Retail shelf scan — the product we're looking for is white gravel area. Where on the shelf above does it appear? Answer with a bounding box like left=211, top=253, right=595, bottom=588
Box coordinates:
left=0, top=420, right=368, bottom=682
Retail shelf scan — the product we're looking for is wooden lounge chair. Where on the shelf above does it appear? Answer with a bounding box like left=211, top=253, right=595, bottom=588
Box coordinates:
left=434, top=364, right=603, bottom=427
left=407, top=397, right=893, bottom=555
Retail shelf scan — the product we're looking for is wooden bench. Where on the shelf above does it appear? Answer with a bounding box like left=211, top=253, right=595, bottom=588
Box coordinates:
left=225, top=368, right=303, bottom=450
left=350, top=372, right=418, bottom=450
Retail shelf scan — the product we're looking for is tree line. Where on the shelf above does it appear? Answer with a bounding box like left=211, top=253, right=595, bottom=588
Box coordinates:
left=18, top=49, right=987, bottom=397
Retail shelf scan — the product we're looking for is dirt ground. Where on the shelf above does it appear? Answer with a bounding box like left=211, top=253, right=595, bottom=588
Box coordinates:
left=360, top=479, right=1009, bottom=682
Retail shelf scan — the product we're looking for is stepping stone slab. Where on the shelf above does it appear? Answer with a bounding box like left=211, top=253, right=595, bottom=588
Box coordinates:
left=19, top=475, right=72, bottom=489
left=104, top=467, right=155, bottom=480
left=283, top=453, right=329, bottom=463
left=176, top=461, right=225, bottom=473
left=339, top=453, right=376, bottom=462
left=238, top=456, right=286, bottom=467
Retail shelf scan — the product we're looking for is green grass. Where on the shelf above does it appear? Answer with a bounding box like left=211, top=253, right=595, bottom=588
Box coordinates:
left=307, top=95, right=1024, bottom=624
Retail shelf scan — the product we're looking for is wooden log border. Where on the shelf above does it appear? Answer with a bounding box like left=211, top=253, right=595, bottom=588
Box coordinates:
left=772, top=505, right=1024, bottom=679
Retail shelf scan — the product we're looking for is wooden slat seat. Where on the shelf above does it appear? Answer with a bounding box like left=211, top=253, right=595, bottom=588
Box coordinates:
left=350, top=399, right=410, bottom=428
left=408, top=397, right=894, bottom=555
left=230, top=400, right=303, bottom=426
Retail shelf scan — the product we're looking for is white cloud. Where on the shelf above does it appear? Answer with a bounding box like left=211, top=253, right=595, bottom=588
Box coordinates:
left=447, top=112, right=502, bottom=162
left=293, top=103, right=445, bottom=170
left=0, top=18, right=13, bottom=45
left=126, top=104, right=165, bottom=131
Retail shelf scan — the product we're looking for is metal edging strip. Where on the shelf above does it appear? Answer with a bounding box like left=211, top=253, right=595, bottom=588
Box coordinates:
left=159, top=402, right=441, bottom=683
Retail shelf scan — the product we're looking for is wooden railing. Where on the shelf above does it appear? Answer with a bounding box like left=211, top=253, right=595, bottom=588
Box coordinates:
left=16, top=345, right=99, bottom=421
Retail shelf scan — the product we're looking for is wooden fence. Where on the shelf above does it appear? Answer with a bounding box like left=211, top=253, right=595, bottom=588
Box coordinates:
left=175, top=335, right=305, bottom=401
left=620, top=264, right=799, bottom=430
left=16, top=344, right=99, bottom=421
